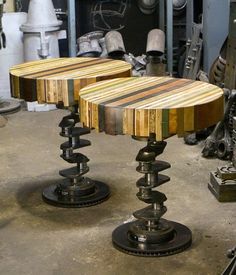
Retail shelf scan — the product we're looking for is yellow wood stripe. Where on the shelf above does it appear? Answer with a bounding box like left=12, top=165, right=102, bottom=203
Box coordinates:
left=138, top=85, right=220, bottom=109
left=9, top=58, right=96, bottom=75
left=10, top=58, right=131, bottom=80
left=128, top=81, right=205, bottom=109
left=80, top=77, right=223, bottom=109
left=10, top=58, right=132, bottom=106
left=79, top=76, right=224, bottom=139
left=31, top=62, right=130, bottom=80
left=80, top=77, right=181, bottom=104
left=10, top=58, right=85, bottom=76
left=80, top=77, right=167, bottom=103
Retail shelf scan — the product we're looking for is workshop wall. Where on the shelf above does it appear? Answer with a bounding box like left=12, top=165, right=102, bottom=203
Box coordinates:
left=15, top=0, right=190, bottom=59
left=76, top=0, right=159, bottom=55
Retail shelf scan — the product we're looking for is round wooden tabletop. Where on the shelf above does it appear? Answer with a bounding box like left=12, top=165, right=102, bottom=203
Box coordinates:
left=80, top=77, right=224, bottom=140
left=10, top=57, right=132, bottom=107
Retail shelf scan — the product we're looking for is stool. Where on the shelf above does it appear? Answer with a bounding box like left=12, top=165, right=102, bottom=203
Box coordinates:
left=10, top=57, right=131, bottom=207
left=79, top=76, right=224, bottom=256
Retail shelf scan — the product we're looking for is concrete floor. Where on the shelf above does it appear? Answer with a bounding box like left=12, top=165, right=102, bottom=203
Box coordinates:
left=0, top=109, right=235, bottom=275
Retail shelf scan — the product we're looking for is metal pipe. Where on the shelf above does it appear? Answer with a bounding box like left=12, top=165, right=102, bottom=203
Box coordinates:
left=159, top=0, right=165, bottom=31
left=105, top=31, right=126, bottom=59
left=67, top=0, right=76, bottom=57
left=186, top=0, right=194, bottom=40
left=166, top=0, right=173, bottom=75
left=146, top=29, right=165, bottom=56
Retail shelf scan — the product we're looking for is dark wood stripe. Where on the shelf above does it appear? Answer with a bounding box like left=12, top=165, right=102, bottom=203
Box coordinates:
left=79, top=76, right=223, bottom=138
left=67, top=79, right=75, bottom=106
left=10, top=74, right=13, bottom=97
left=21, top=59, right=113, bottom=78
left=19, top=78, right=37, bottom=102
left=104, top=107, right=123, bottom=135
left=100, top=79, right=179, bottom=106
left=98, top=103, right=105, bottom=132
left=119, top=80, right=194, bottom=108
left=162, top=109, right=169, bottom=138
left=103, top=79, right=194, bottom=108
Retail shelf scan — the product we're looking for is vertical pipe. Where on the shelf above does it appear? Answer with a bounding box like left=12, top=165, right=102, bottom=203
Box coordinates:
left=67, top=0, right=76, bottom=57
left=166, top=0, right=173, bottom=75
left=203, top=0, right=230, bottom=74
left=186, top=0, right=194, bottom=40
left=159, top=0, right=165, bottom=31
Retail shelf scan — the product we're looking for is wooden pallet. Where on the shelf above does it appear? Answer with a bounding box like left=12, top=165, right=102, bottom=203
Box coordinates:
left=10, top=57, right=132, bottom=107
left=80, top=76, right=224, bottom=140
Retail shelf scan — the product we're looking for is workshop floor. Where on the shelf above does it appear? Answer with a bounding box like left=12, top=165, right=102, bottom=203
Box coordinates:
left=0, top=109, right=235, bottom=275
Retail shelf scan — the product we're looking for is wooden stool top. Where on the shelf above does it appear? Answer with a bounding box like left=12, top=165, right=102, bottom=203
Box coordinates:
left=80, top=77, right=224, bottom=140
left=10, top=57, right=131, bottom=107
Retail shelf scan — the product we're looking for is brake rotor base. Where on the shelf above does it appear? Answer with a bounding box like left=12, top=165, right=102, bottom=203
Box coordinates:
left=42, top=180, right=110, bottom=208
left=112, top=219, right=192, bottom=257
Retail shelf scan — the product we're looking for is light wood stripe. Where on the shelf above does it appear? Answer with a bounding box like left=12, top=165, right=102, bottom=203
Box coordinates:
left=79, top=77, right=224, bottom=139
left=10, top=57, right=132, bottom=107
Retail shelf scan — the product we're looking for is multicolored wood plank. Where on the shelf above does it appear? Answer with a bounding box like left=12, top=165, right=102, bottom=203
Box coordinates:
left=79, top=77, right=224, bottom=140
left=10, top=57, right=132, bottom=107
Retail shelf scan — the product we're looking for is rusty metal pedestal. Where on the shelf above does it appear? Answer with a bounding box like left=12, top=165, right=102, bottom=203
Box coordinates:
left=112, top=134, right=192, bottom=256
left=42, top=109, right=110, bottom=207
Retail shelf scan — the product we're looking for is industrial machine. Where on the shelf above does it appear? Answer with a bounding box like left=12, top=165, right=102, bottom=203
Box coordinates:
left=202, top=0, right=236, bottom=203
left=0, top=0, right=6, bottom=49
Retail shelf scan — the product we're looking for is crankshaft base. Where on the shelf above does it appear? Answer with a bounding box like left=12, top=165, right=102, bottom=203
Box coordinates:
left=112, top=219, right=192, bottom=257
left=42, top=180, right=110, bottom=208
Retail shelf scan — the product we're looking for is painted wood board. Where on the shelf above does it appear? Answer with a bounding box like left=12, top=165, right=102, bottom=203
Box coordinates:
left=10, top=57, right=132, bottom=107
left=79, top=77, right=224, bottom=140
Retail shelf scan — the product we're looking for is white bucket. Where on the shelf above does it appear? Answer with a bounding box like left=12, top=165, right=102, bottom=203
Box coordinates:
left=0, top=12, right=27, bottom=99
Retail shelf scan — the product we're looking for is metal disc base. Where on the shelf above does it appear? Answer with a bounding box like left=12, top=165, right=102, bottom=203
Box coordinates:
left=42, top=179, right=110, bottom=208
left=112, top=219, right=192, bottom=257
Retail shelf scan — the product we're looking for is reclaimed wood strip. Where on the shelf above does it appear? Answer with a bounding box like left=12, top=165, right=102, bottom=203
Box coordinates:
left=91, top=102, right=99, bottom=131
left=176, top=108, right=185, bottom=137
left=104, top=79, right=186, bottom=107
left=149, top=109, right=156, bottom=134
left=36, top=79, right=46, bottom=103
left=79, top=76, right=224, bottom=139
left=123, top=108, right=134, bottom=135
left=155, top=109, right=163, bottom=141
left=194, top=96, right=224, bottom=131
left=62, top=80, right=69, bottom=107
left=104, top=107, right=123, bottom=135
left=168, top=109, right=177, bottom=135
left=10, top=75, right=20, bottom=98
left=73, top=79, right=81, bottom=102
left=184, top=107, right=195, bottom=132
left=162, top=109, right=169, bottom=139
left=10, top=58, right=104, bottom=76
left=20, top=78, right=37, bottom=102
left=26, top=59, right=112, bottom=79
left=10, top=57, right=132, bottom=106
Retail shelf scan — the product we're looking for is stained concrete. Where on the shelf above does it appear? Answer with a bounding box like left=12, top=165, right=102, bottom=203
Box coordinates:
left=0, top=109, right=235, bottom=275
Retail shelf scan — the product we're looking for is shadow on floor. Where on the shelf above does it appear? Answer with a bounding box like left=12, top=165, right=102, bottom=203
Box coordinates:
left=15, top=179, right=119, bottom=230
left=0, top=217, right=16, bottom=229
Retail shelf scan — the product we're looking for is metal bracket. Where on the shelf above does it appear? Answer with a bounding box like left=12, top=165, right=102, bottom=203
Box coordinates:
left=183, top=24, right=202, bottom=79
